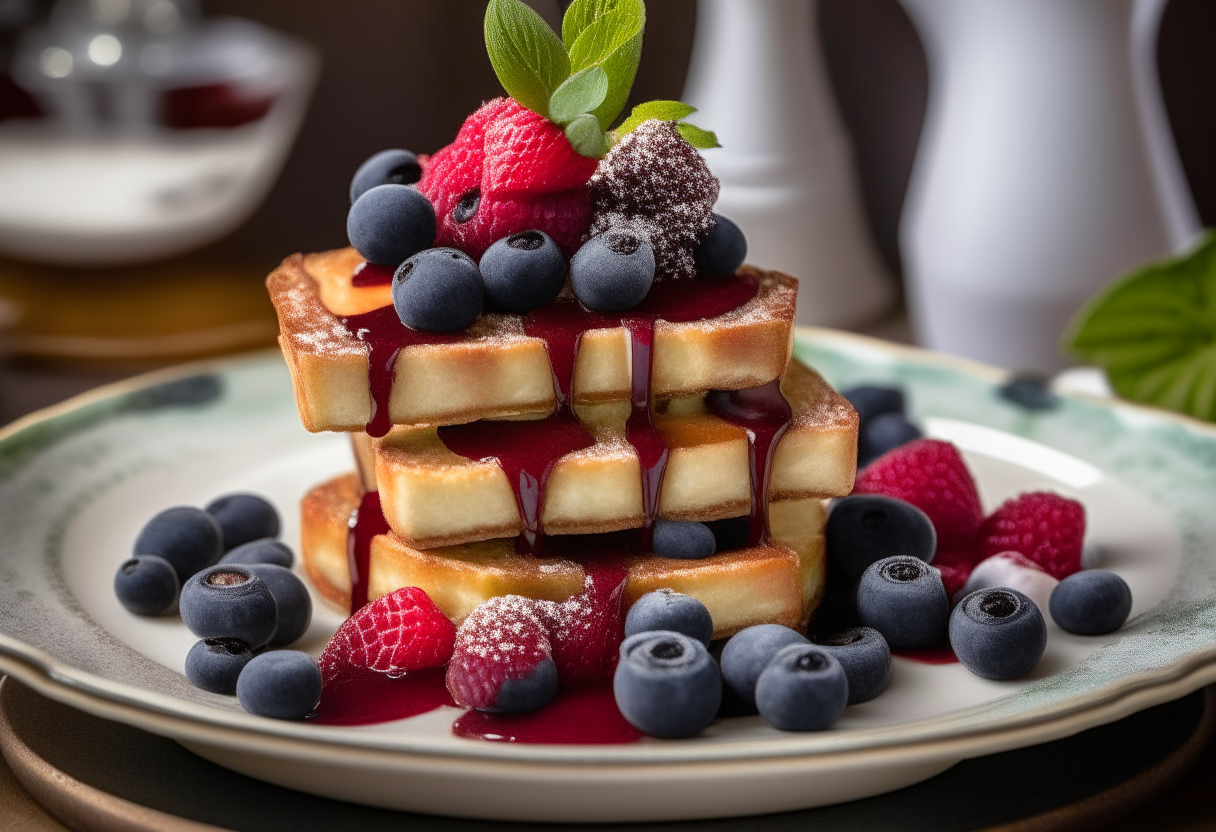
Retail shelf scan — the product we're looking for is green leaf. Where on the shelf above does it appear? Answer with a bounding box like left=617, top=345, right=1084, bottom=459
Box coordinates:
left=613, top=100, right=697, bottom=137
left=675, top=122, right=721, bottom=149
left=563, top=0, right=644, bottom=129
left=1064, top=231, right=1216, bottom=422
left=484, top=0, right=571, bottom=118
left=548, top=66, right=609, bottom=126
left=564, top=113, right=609, bottom=159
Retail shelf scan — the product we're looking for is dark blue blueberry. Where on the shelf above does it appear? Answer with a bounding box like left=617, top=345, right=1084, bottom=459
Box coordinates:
left=703, top=515, right=750, bottom=552
left=624, top=590, right=713, bottom=647
left=245, top=564, right=313, bottom=647
left=205, top=493, right=280, bottom=552
left=1049, top=571, right=1132, bottom=635
left=132, top=506, right=222, bottom=582
left=613, top=631, right=721, bottom=738
left=950, top=588, right=1046, bottom=679
left=651, top=519, right=717, bottom=560
left=999, top=373, right=1060, bottom=411
left=180, top=565, right=278, bottom=649
left=349, top=148, right=422, bottom=204
left=184, top=637, right=254, bottom=695
left=392, top=247, right=483, bottom=332
left=815, top=627, right=891, bottom=705
left=755, top=644, right=849, bottom=731
left=236, top=651, right=322, bottom=720
left=347, top=184, right=436, bottom=266
left=479, top=230, right=567, bottom=312
left=694, top=214, right=748, bottom=275
left=493, top=657, right=558, bottom=713
left=113, top=555, right=179, bottom=615
left=720, top=624, right=809, bottom=710
left=826, top=495, right=936, bottom=581
left=569, top=229, right=655, bottom=313
left=220, top=539, right=294, bottom=568
left=842, top=385, right=905, bottom=427
left=856, top=556, right=948, bottom=650
left=858, top=412, right=923, bottom=466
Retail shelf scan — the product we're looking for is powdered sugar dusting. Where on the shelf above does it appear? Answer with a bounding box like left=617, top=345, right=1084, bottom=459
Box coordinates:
left=446, top=595, right=552, bottom=710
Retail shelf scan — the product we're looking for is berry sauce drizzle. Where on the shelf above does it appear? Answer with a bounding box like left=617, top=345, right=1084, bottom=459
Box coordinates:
left=623, top=319, right=668, bottom=549
left=706, top=382, right=793, bottom=545
left=894, top=646, right=959, bottom=665
left=452, top=684, right=639, bottom=744
left=346, top=490, right=390, bottom=614
left=311, top=667, right=454, bottom=726
left=350, top=261, right=395, bottom=287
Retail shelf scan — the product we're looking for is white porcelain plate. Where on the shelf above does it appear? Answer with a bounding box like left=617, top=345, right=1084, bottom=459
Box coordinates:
left=1, top=330, right=1216, bottom=822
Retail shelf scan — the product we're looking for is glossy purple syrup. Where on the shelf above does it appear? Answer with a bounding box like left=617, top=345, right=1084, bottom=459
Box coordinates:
left=452, top=684, right=640, bottom=744
left=350, top=261, right=395, bottom=287
left=346, top=490, right=390, bottom=614
left=311, top=666, right=455, bottom=726
left=706, top=381, right=793, bottom=545
left=894, top=646, right=959, bottom=665
left=623, top=318, right=667, bottom=548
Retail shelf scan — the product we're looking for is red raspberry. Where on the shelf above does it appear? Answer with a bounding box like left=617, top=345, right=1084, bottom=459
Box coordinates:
left=418, top=98, right=596, bottom=260
left=933, top=552, right=976, bottom=598
left=318, top=587, right=455, bottom=682
left=539, top=558, right=628, bottom=685
left=853, top=439, right=985, bottom=555
left=446, top=596, right=553, bottom=711
left=976, top=492, right=1086, bottom=580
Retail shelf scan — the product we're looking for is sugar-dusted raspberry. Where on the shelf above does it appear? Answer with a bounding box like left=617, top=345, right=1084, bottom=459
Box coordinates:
left=588, top=120, right=719, bottom=279
left=446, top=595, right=554, bottom=711
left=539, top=558, right=628, bottom=684
left=318, top=586, right=455, bottom=681
left=977, top=492, right=1086, bottom=580
left=853, top=439, right=985, bottom=555
left=417, top=98, right=596, bottom=260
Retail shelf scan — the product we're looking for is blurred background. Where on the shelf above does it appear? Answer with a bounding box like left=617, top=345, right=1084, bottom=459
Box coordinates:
left=0, top=0, right=1211, bottom=417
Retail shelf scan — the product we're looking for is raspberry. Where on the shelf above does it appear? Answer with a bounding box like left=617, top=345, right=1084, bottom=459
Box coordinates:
left=540, top=558, right=628, bottom=684
left=853, top=439, right=985, bottom=555
left=446, top=596, right=554, bottom=711
left=976, top=492, right=1086, bottom=580
left=934, top=556, right=974, bottom=598
left=418, top=98, right=596, bottom=260
left=318, top=586, right=455, bottom=682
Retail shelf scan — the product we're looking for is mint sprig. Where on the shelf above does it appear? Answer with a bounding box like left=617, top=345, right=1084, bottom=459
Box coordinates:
left=563, top=0, right=644, bottom=130
left=548, top=66, right=608, bottom=125
left=613, top=101, right=721, bottom=149
left=1064, top=231, right=1216, bottom=422
left=484, top=0, right=570, bottom=119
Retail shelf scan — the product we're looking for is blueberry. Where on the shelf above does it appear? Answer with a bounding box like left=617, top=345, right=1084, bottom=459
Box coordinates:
left=999, top=372, right=1059, bottom=411
left=624, top=590, right=714, bottom=647
left=842, top=385, right=905, bottom=427
left=184, top=638, right=254, bottom=695
left=180, top=565, right=278, bottom=649
left=856, top=556, right=948, bottom=650
left=950, top=588, right=1046, bottom=679
left=245, top=564, right=312, bottom=647
left=826, top=495, right=936, bottom=582
left=569, top=230, right=655, bottom=313
left=392, top=247, right=483, bottom=332
left=493, top=658, right=558, bottom=713
left=651, top=519, right=717, bottom=560
left=349, top=148, right=422, bottom=204
left=755, top=644, right=849, bottom=731
left=815, top=627, right=891, bottom=704
left=347, top=184, right=436, bottom=267
left=205, top=493, right=280, bottom=552
left=113, top=555, right=180, bottom=615
left=236, top=651, right=322, bottom=720
left=858, top=412, right=922, bottom=466
left=479, top=230, right=567, bottom=312
left=132, top=506, right=222, bottom=582
left=613, top=631, right=721, bottom=738
left=1049, top=571, right=1132, bottom=635
left=720, top=624, right=809, bottom=710
left=694, top=214, right=748, bottom=275
left=220, top=539, right=294, bottom=568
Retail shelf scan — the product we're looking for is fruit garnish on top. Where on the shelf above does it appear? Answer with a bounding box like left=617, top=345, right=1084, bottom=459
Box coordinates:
left=344, top=0, right=747, bottom=334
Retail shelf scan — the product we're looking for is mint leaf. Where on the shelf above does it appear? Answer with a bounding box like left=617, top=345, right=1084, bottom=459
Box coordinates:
left=564, top=113, right=609, bottom=159
left=564, top=0, right=644, bottom=129
left=675, top=122, right=721, bottom=149
left=485, top=0, right=571, bottom=118
left=1065, top=231, right=1216, bottom=422
left=613, top=100, right=696, bottom=136
left=549, top=66, right=609, bottom=126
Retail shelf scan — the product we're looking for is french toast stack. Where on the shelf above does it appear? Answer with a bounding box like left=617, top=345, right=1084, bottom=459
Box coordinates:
left=270, top=246, right=859, bottom=641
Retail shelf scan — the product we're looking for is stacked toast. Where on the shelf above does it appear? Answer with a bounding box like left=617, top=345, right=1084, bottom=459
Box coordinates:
left=271, top=247, right=859, bottom=640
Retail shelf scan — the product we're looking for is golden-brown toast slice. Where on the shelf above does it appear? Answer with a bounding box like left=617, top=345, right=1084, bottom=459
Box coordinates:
left=357, top=359, right=856, bottom=548
left=301, top=473, right=826, bottom=640
left=269, top=248, right=797, bottom=432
